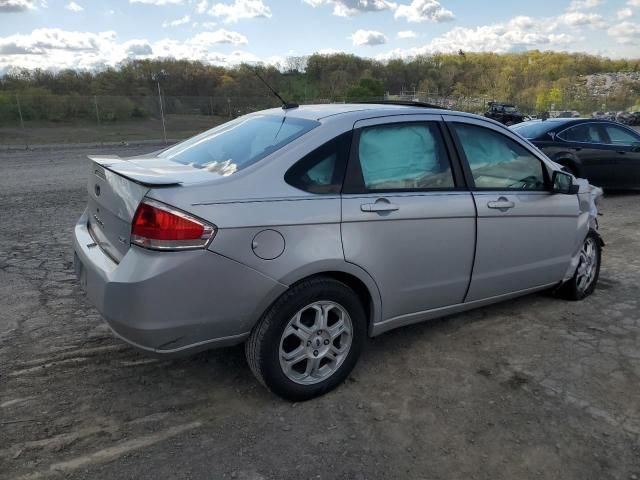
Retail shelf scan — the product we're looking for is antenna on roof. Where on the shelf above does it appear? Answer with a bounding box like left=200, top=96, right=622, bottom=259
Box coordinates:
left=251, top=66, right=298, bottom=110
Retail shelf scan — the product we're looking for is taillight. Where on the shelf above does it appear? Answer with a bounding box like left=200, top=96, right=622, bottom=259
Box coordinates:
left=131, top=198, right=216, bottom=250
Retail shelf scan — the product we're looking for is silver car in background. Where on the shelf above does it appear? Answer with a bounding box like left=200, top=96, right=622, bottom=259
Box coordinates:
left=74, top=103, right=603, bottom=400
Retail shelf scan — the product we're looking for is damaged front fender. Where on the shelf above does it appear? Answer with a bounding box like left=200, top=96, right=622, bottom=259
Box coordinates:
left=561, top=178, right=604, bottom=283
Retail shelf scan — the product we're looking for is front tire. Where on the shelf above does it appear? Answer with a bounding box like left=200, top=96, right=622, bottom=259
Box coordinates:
left=245, top=277, right=366, bottom=401
left=556, top=231, right=602, bottom=301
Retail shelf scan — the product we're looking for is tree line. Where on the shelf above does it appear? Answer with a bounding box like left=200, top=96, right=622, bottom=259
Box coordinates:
left=1, top=50, right=639, bottom=124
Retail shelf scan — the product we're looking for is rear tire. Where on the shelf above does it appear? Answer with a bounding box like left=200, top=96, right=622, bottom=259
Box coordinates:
left=555, top=159, right=579, bottom=178
left=245, top=277, right=366, bottom=401
left=556, top=231, right=602, bottom=301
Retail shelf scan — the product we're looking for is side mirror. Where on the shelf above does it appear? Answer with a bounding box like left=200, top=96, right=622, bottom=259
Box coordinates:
left=552, top=170, right=579, bottom=194
left=631, top=142, right=640, bottom=153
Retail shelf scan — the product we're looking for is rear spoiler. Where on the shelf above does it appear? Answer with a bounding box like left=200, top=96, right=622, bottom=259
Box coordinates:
left=89, top=155, right=182, bottom=187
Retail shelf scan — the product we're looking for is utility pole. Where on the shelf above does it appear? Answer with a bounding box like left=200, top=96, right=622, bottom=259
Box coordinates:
left=94, top=95, right=100, bottom=127
left=157, top=81, right=167, bottom=144
left=16, top=94, right=25, bottom=130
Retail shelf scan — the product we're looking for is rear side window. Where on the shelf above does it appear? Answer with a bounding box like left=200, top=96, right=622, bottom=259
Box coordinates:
left=558, top=124, right=606, bottom=143
left=157, top=115, right=320, bottom=175
left=453, top=123, right=546, bottom=190
left=356, top=122, right=454, bottom=191
left=285, top=132, right=352, bottom=194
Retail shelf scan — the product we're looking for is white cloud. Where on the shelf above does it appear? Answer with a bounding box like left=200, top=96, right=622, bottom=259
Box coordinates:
left=316, top=47, right=345, bottom=55
left=303, top=0, right=396, bottom=17
left=377, top=16, right=575, bottom=59
left=200, top=21, right=218, bottom=28
left=208, top=0, right=271, bottom=23
left=616, top=7, right=632, bottom=18
left=162, top=14, right=190, bottom=27
left=558, top=11, right=606, bottom=27
left=350, top=29, right=387, bottom=46
left=0, top=0, right=36, bottom=11
left=129, top=0, right=183, bottom=5
left=65, top=1, right=83, bottom=12
left=397, top=30, right=416, bottom=38
left=394, top=0, right=454, bottom=23
left=123, top=39, right=153, bottom=56
left=628, top=0, right=640, bottom=6
left=0, top=27, right=259, bottom=72
left=567, top=0, right=602, bottom=10
left=608, top=20, right=640, bottom=44
left=189, top=29, right=248, bottom=45
left=195, top=0, right=208, bottom=13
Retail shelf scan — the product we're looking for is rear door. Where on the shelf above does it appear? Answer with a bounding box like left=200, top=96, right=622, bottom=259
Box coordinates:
left=555, top=123, right=615, bottom=187
left=341, top=115, right=476, bottom=323
left=446, top=116, right=580, bottom=301
left=600, top=123, right=640, bottom=188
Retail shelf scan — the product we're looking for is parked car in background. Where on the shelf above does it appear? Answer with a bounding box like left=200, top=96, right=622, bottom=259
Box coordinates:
left=484, top=102, right=525, bottom=125
left=512, top=118, right=640, bottom=189
left=629, top=112, right=640, bottom=126
left=592, top=111, right=607, bottom=120
left=74, top=103, right=603, bottom=401
left=616, top=111, right=633, bottom=125
left=557, top=111, right=580, bottom=119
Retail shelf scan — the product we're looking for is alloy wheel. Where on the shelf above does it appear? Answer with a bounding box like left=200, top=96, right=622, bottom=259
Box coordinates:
left=279, top=301, right=353, bottom=385
left=576, top=237, right=598, bottom=292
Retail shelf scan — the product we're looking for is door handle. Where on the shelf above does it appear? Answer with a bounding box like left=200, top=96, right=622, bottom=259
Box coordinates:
left=616, top=151, right=626, bottom=154
left=487, top=198, right=515, bottom=211
left=360, top=202, right=399, bottom=213
left=571, top=147, right=582, bottom=152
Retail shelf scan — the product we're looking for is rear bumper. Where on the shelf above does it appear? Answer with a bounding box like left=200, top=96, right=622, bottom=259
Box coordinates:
left=73, top=209, right=287, bottom=356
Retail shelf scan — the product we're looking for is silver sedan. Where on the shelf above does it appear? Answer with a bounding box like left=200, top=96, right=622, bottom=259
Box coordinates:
left=74, top=103, right=603, bottom=400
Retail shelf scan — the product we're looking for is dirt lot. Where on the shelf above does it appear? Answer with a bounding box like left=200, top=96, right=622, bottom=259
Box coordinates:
left=1, top=146, right=639, bottom=480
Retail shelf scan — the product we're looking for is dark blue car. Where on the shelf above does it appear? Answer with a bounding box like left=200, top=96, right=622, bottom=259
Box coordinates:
left=512, top=118, right=640, bottom=189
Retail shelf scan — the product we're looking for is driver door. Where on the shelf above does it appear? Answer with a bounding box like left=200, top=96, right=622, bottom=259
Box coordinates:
left=445, top=116, right=581, bottom=301
left=600, top=123, right=640, bottom=188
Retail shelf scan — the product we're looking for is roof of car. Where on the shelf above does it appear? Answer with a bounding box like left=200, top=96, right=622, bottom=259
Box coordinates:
left=519, top=118, right=618, bottom=129
left=259, top=103, right=459, bottom=121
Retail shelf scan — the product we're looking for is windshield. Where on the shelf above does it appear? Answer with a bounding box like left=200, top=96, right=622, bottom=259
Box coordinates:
left=511, top=121, right=554, bottom=139
left=504, top=106, right=517, bottom=113
left=157, top=114, right=320, bottom=175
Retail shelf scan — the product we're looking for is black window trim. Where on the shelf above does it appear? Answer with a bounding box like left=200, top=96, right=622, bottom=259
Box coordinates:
left=446, top=120, right=552, bottom=192
left=342, top=120, right=466, bottom=195
left=556, top=121, right=640, bottom=146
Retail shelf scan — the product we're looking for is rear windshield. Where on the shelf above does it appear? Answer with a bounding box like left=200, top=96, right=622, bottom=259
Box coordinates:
left=157, top=114, right=320, bottom=175
left=510, top=121, right=553, bottom=139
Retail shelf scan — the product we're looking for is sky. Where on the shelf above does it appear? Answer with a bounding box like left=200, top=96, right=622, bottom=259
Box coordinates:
left=0, top=0, right=638, bottom=72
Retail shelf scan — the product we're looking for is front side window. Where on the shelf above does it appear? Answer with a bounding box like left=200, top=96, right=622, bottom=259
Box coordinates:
left=157, top=115, right=320, bottom=175
left=603, top=125, right=640, bottom=145
left=558, top=124, right=606, bottom=144
left=356, top=123, right=454, bottom=191
left=285, top=132, right=351, bottom=194
left=453, top=123, right=546, bottom=190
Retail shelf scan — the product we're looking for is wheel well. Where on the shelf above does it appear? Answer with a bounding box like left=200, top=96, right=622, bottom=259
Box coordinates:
left=294, top=271, right=373, bottom=328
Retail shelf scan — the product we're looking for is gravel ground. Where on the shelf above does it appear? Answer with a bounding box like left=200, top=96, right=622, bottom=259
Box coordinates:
left=1, top=146, right=639, bottom=480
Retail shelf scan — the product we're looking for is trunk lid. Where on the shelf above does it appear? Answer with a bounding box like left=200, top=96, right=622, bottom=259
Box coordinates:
left=86, top=154, right=229, bottom=262
left=87, top=159, right=151, bottom=263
